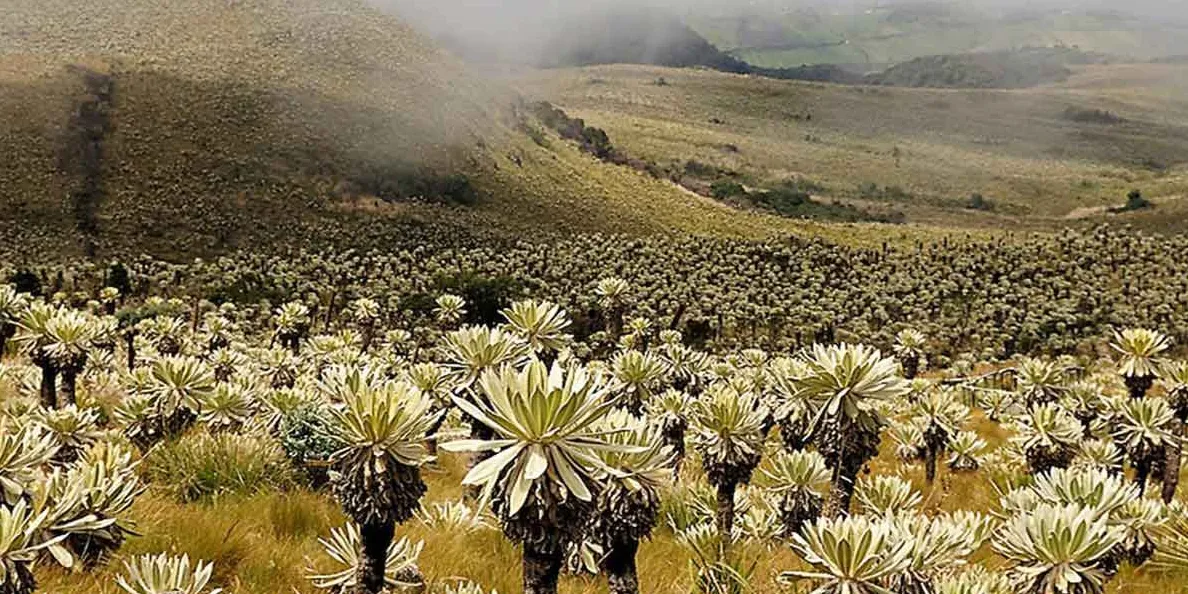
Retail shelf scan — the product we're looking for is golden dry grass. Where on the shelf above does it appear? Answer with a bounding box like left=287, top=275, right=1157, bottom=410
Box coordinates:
left=35, top=413, right=1188, bottom=594
left=510, top=63, right=1188, bottom=232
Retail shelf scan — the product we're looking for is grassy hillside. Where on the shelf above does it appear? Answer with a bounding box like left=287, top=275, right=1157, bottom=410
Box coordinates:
left=692, top=5, right=1188, bottom=68
left=866, top=47, right=1107, bottom=89
left=0, top=0, right=833, bottom=260
left=512, top=63, right=1188, bottom=231
left=4, top=0, right=1184, bottom=261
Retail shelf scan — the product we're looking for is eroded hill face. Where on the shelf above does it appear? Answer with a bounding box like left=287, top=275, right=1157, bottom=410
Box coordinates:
left=0, top=0, right=527, bottom=257
left=1, top=0, right=504, bottom=149
left=3, top=0, right=808, bottom=259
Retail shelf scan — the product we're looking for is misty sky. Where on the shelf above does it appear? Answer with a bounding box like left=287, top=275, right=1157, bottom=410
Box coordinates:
left=380, top=0, right=1187, bottom=29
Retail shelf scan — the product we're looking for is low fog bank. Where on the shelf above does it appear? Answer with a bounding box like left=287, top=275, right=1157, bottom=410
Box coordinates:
left=371, top=0, right=1187, bottom=67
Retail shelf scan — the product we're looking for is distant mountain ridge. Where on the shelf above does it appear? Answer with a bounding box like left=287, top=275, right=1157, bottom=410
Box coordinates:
left=692, top=3, right=1188, bottom=68
left=515, top=12, right=1109, bottom=90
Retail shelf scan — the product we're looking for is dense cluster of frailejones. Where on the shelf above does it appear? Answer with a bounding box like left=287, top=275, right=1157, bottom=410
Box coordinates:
left=1, top=231, right=1188, bottom=594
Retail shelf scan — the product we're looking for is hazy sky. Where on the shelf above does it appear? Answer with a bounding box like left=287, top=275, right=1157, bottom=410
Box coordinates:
left=379, top=0, right=1186, bottom=24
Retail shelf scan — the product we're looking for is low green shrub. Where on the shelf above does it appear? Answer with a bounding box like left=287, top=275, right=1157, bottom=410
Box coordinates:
left=145, top=430, right=295, bottom=502
left=752, top=186, right=809, bottom=213
left=858, top=182, right=914, bottom=201
left=1111, top=189, right=1153, bottom=213
left=966, top=193, right=994, bottom=211
left=1063, top=106, right=1125, bottom=125
left=278, top=404, right=338, bottom=488
left=710, top=180, right=747, bottom=199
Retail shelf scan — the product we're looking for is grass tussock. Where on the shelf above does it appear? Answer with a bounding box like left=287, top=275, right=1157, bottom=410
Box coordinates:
left=35, top=490, right=341, bottom=594
left=143, top=431, right=295, bottom=503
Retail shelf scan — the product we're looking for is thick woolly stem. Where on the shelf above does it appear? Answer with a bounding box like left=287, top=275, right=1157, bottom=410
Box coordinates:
left=1126, top=375, right=1154, bottom=400
left=353, top=519, right=394, bottom=594
left=124, top=331, right=136, bottom=372
left=602, top=539, right=640, bottom=594
left=715, top=480, right=737, bottom=548
left=1163, top=419, right=1184, bottom=504
left=39, top=364, right=58, bottom=409
left=0, top=324, right=14, bottom=359
left=924, top=443, right=939, bottom=484
left=1135, top=457, right=1152, bottom=494
left=59, top=369, right=79, bottom=408
left=522, top=540, right=563, bottom=594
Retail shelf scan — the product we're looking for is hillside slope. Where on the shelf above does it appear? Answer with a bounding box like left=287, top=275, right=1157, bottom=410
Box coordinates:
left=537, top=10, right=749, bottom=73
left=865, top=48, right=1102, bottom=88
left=515, top=63, right=1188, bottom=231
left=0, top=0, right=794, bottom=260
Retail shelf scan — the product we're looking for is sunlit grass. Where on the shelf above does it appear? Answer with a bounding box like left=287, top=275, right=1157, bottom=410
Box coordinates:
left=36, top=430, right=1188, bottom=594
left=36, top=490, right=339, bottom=594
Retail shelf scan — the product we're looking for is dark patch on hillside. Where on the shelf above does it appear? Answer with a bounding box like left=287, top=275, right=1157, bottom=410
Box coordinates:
left=748, top=182, right=905, bottom=224
left=1110, top=189, right=1153, bottom=213
left=529, top=101, right=618, bottom=161
left=59, top=66, right=114, bottom=257
left=538, top=10, right=753, bottom=73
left=531, top=10, right=1108, bottom=91
left=530, top=9, right=871, bottom=85
left=756, top=64, right=865, bottom=84
left=526, top=100, right=667, bottom=179
left=865, top=47, right=1105, bottom=88
left=684, top=166, right=903, bottom=224
left=1063, top=107, right=1125, bottom=125
left=343, top=166, right=478, bottom=206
